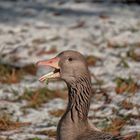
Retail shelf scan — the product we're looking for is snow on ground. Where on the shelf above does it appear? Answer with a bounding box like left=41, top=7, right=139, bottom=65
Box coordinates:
left=0, top=0, right=140, bottom=140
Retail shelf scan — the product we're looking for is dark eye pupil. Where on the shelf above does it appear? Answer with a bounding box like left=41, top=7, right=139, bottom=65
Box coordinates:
left=68, top=58, right=73, bottom=61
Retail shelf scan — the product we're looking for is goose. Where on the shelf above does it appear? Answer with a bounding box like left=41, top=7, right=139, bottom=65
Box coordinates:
left=37, top=50, right=134, bottom=140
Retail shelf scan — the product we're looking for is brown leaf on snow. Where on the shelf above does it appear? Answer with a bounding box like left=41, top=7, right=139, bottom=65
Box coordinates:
left=37, top=47, right=57, bottom=56
left=69, top=21, right=86, bottom=29
left=32, top=37, right=47, bottom=45
left=121, top=100, right=134, bottom=110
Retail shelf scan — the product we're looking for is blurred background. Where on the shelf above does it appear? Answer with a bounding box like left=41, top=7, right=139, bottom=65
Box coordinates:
left=0, top=0, right=140, bottom=140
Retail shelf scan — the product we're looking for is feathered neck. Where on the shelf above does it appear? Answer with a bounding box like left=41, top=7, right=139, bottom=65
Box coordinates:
left=67, top=76, right=92, bottom=120
left=57, top=75, right=92, bottom=140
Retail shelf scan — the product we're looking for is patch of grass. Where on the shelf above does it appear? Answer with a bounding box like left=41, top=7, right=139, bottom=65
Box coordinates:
left=130, top=27, right=139, bottom=33
left=115, top=77, right=139, bottom=94
left=29, top=138, right=42, bottom=140
left=0, top=64, right=22, bottom=83
left=36, top=129, right=56, bottom=138
left=49, top=109, right=65, bottom=117
left=22, top=64, right=37, bottom=75
left=20, top=87, right=66, bottom=108
left=20, top=87, right=54, bottom=108
left=0, top=138, right=13, bottom=140
left=103, top=117, right=126, bottom=136
left=137, top=133, right=140, bottom=140
left=127, top=48, right=140, bottom=62
left=86, top=55, right=101, bottom=66
left=107, top=41, right=127, bottom=48
left=121, top=100, right=134, bottom=110
left=32, top=37, right=47, bottom=45
left=0, top=113, right=30, bottom=131
left=0, top=63, right=37, bottom=84
left=118, top=58, right=129, bottom=68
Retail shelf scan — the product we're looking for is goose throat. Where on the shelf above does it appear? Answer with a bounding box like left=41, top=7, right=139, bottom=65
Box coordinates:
left=67, top=76, right=92, bottom=120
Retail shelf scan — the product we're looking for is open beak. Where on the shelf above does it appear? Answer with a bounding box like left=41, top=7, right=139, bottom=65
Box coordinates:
left=36, top=57, right=60, bottom=82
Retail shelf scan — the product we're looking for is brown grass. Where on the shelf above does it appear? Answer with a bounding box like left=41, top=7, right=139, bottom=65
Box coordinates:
left=0, top=114, right=31, bottom=131
left=104, top=117, right=127, bottom=136
left=49, top=109, right=65, bottom=117
left=86, top=55, right=101, bottom=66
left=20, top=87, right=67, bottom=108
left=115, top=77, right=139, bottom=94
left=0, top=63, right=37, bottom=84
left=36, top=129, right=56, bottom=138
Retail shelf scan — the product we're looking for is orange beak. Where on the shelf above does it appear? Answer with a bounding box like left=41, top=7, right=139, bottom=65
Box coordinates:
left=36, top=57, right=60, bottom=82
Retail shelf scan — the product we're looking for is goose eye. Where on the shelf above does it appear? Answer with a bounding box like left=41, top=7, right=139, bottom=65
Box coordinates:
left=68, top=58, right=73, bottom=61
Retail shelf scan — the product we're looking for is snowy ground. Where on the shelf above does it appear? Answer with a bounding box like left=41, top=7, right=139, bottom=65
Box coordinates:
left=0, top=0, right=140, bottom=140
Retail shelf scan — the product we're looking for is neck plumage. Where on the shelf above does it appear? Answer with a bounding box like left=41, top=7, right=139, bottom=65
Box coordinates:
left=67, top=76, right=92, bottom=120
left=57, top=75, right=92, bottom=140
